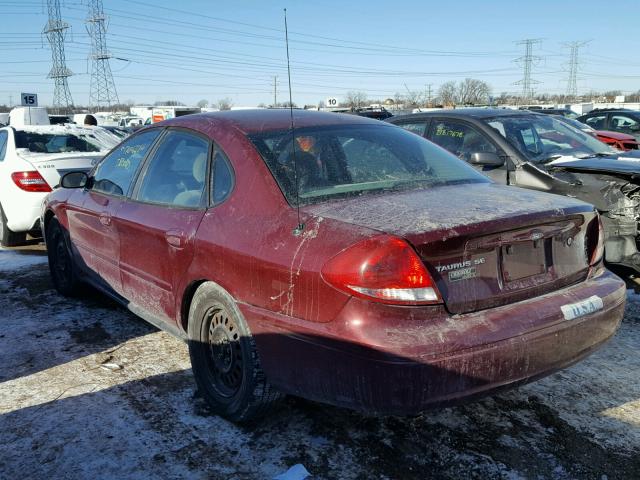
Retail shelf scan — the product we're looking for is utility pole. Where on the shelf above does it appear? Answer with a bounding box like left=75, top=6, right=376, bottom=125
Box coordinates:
left=87, top=0, right=119, bottom=111
left=514, top=39, right=542, bottom=104
left=273, top=76, right=278, bottom=107
left=44, top=0, right=74, bottom=114
left=426, top=84, right=432, bottom=107
left=564, top=41, right=588, bottom=100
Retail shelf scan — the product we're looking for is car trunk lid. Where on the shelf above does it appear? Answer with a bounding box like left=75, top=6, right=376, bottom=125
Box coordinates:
left=17, top=151, right=102, bottom=188
left=305, top=183, right=596, bottom=314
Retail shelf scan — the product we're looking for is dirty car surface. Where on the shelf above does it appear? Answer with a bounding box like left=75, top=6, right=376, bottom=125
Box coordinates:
left=42, top=110, right=625, bottom=422
left=390, top=109, right=640, bottom=272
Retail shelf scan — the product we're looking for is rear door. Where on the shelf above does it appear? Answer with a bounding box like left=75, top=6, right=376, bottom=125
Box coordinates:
left=116, top=129, right=210, bottom=323
left=66, top=129, right=162, bottom=293
left=426, top=118, right=508, bottom=183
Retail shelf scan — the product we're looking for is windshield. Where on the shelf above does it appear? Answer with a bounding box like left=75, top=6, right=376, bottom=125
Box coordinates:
left=250, top=124, right=489, bottom=206
left=15, top=131, right=103, bottom=153
left=484, top=114, right=615, bottom=163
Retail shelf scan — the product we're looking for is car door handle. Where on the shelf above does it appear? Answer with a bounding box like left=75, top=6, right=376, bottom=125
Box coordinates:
left=165, top=230, right=186, bottom=249
left=99, top=214, right=111, bottom=226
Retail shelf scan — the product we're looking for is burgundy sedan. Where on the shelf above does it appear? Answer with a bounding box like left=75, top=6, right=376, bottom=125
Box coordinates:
left=42, top=110, right=625, bottom=423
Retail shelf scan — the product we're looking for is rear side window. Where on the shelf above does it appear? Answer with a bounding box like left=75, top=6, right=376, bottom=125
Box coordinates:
left=211, top=146, right=233, bottom=204
left=584, top=115, right=606, bottom=130
left=250, top=124, right=489, bottom=206
left=0, top=131, right=7, bottom=161
left=14, top=131, right=102, bottom=153
left=397, top=122, right=427, bottom=136
left=93, top=129, right=161, bottom=196
left=136, top=130, right=210, bottom=208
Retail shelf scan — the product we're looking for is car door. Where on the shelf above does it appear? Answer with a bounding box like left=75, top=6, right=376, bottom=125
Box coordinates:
left=116, top=129, right=211, bottom=324
left=609, top=114, right=640, bottom=140
left=66, top=129, right=162, bottom=294
left=426, top=119, right=508, bottom=184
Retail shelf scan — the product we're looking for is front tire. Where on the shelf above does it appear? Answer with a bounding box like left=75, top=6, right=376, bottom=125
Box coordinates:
left=46, top=218, right=80, bottom=296
left=187, top=282, right=282, bottom=423
left=0, top=203, right=27, bottom=247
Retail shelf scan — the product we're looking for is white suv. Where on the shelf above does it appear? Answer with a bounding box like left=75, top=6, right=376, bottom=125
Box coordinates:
left=0, top=124, right=117, bottom=246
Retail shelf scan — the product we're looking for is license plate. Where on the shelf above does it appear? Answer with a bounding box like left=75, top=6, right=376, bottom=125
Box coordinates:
left=561, top=295, right=604, bottom=320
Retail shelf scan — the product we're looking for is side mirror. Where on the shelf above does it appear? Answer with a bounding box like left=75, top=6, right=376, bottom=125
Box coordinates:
left=469, top=152, right=505, bottom=167
left=60, top=171, right=89, bottom=189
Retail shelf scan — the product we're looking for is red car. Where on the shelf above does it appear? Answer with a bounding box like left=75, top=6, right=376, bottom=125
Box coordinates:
left=42, top=110, right=625, bottom=422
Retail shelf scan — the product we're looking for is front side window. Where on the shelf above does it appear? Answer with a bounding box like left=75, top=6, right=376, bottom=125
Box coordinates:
left=0, top=131, right=8, bottom=161
left=485, top=114, right=614, bottom=163
left=611, top=115, right=639, bottom=134
left=136, top=130, right=209, bottom=208
left=429, top=120, right=497, bottom=161
left=93, top=129, right=161, bottom=196
left=249, top=124, right=489, bottom=206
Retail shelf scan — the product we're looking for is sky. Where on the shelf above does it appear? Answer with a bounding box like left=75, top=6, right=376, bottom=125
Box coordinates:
left=1, top=0, right=640, bottom=108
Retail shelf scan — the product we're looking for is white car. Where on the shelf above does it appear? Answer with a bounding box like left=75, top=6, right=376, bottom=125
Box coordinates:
left=0, top=124, right=116, bottom=246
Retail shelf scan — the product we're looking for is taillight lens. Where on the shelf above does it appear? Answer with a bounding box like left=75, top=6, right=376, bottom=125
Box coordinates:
left=11, top=171, right=52, bottom=193
left=589, top=215, right=605, bottom=266
left=321, top=234, right=442, bottom=305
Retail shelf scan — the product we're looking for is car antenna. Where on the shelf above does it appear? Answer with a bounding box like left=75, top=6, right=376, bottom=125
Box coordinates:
left=284, top=8, right=304, bottom=236
left=404, top=83, right=421, bottom=112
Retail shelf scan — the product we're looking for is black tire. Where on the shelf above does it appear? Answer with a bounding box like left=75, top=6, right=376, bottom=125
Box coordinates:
left=0, top=203, right=27, bottom=247
left=187, top=282, right=282, bottom=423
left=46, top=218, right=81, bottom=296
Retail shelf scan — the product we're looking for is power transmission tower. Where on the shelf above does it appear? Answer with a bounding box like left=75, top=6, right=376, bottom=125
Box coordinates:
left=86, top=0, right=119, bottom=110
left=514, top=39, right=542, bottom=103
left=44, top=0, right=74, bottom=114
left=564, top=41, right=588, bottom=100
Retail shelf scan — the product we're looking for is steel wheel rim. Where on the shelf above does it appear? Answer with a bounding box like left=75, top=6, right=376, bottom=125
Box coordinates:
left=205, top=307, right=243, bottom=398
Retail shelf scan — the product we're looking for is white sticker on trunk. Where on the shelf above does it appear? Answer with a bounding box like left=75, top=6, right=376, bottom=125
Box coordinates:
left=561, top=295, right=604, bottom=321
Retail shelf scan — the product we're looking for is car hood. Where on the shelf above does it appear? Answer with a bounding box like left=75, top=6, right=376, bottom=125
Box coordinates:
left=548, top=152, right=640, bottom=176
left=594, top=130, right=636, bottom=141
left=303, top=182, right=590, bottom=238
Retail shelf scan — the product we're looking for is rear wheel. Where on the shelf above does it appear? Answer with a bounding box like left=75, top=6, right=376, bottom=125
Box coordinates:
left=46, top=218, right=80, bottom=296
left=187, top=282, right=282, bottom=423
left=0, top=203, right=27, bottom=247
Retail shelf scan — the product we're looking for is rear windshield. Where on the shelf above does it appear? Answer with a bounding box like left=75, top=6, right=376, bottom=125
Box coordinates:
left=15, top=131, right=102, bottom=153
left=250, top=124, right=489, bottom=205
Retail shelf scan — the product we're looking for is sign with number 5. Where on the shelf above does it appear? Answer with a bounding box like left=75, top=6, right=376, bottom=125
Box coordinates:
left=21, top=93, right=38, bottom=107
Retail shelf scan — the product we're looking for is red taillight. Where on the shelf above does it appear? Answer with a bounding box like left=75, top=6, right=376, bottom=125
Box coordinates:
left=589, top=215, right=605, bottom=266
left=11, top=171, right=52, bottom=193
left=321, top=234, right=442, bottom=305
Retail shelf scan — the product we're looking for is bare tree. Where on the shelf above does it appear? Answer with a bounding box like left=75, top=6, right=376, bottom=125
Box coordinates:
left=457, top=78, right=491, bottom=105
left=196, top=99, right=209, bottom=108
left=154, top=100, right=184, bottom=106
left=216, top=97, right=233, bottom=111
left=403, top=89, right=424, bottom=107
left=343, top=90, right=368, bottom=109
left=438, top=81, right=457, bottom=107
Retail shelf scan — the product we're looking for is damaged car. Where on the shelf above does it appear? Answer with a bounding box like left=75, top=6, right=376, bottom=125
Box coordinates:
left=389, top=109, right=640, bottom=271
left=42, top=110, right=625, bottom=423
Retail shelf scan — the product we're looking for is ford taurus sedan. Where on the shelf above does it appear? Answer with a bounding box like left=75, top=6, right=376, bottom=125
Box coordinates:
left=42, top=110, right=625, bottom=423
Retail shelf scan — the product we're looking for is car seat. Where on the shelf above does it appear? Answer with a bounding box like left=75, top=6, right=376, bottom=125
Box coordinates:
left=173, top=152, right=207, bottom=207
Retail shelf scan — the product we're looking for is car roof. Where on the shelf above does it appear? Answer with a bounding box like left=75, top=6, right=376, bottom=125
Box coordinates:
left=389, top=108, right=540, bottom=122
left=153, top=109, right=382, bottom=135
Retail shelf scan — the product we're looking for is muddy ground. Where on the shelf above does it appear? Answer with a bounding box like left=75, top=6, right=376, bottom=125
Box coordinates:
left=0, top=246, right=639, bottom=479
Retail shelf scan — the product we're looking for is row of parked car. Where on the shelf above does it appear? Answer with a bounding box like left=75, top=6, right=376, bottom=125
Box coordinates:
left=0, top=105, right=631, bottom=423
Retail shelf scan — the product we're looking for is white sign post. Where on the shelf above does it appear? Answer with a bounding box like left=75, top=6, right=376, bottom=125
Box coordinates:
left=325, top=97, right=338, bottom=108
left=20, top=93, right=38, bottom=107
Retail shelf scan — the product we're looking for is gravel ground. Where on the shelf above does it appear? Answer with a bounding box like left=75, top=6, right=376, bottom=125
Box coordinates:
left=0, top=246, right=639, bottom=479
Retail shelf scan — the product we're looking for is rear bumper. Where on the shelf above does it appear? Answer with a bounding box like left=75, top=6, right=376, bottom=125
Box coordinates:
left=241, top=269, right=625, bottom=414
left=3, top=189, right=46, bottom=233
